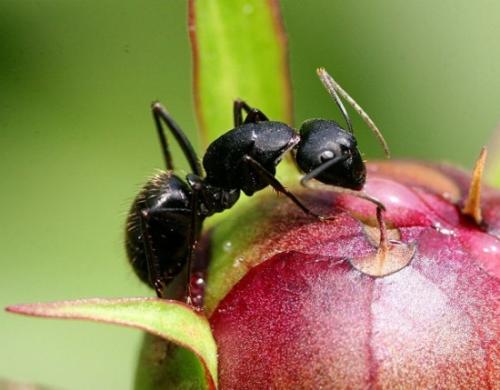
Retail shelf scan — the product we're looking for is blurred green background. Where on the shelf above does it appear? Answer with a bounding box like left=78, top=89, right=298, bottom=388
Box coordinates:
left=1, top=1, right=499, bottom=389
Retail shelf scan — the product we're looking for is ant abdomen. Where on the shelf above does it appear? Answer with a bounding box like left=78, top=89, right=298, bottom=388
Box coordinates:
left=125, top=171, right=195, bottom=289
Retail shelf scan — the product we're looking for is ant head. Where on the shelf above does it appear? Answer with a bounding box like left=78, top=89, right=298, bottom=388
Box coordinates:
left=296, top=119, right=366, bottom=190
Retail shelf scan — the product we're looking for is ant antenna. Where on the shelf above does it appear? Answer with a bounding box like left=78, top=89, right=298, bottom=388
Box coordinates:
left=317, top=68, right=390, bottom=158
left=316, top=70, right=353, bottom=133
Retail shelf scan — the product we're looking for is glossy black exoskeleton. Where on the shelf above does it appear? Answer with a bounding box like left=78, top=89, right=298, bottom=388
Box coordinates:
left=125, top=105, right=209, bottom=301
left=126, top=101, right=314, bottom=303
left=296, top=118, right=366, bottom=189
left=126, top=68, right=389, bottom=304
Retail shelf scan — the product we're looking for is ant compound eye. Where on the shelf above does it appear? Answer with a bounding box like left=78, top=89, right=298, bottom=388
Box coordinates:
left=320, top=150, right=335, bottom=162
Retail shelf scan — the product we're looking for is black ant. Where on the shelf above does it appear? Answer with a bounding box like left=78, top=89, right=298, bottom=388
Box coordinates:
left=125, top=68, right=389, bottom=305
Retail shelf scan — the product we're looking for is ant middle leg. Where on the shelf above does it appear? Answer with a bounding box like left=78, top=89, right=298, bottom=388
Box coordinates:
left=242, top=155, right=328, bottom=220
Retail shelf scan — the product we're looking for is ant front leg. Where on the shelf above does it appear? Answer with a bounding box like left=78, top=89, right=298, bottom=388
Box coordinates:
left=233, top=99, right=269, bottom=126
left=299, top=155, right=385, bottom=211
left=302, top=180, right=386, bottom=212
left=375, top=206, right=390, bottom=252
left=300, top=155, right=348, bottom=188
left=242, top=155, right=327, bottom=220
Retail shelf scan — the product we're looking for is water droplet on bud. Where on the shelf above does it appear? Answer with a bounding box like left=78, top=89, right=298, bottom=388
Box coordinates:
left=223, top=241, right=233, bottom=253
left=432, top=222, right=456, bottom=236
left=233, top=256, right=245, bottom=268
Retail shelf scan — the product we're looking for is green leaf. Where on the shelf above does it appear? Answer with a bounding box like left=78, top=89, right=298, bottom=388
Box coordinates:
left=134, top=334, right=209, bottom=390
left=6, top=298, right=217, bottom=389
left=189, top=0, right=292, bottom=144
left=189, top=0, right=298, bottom=229
left=486, top=124, right=500, bottom=187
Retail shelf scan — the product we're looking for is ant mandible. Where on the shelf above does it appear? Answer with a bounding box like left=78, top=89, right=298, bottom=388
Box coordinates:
left=125, top=68, right=389, bottom=305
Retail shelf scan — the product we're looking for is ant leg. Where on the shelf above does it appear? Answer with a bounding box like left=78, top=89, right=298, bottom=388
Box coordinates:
left=244, top=108, right=269, bottom=124
left=376, top=206, right=389, bottom=251
left=184, top=179, right=204, bottom=308
left=138, top=209, right=166, bottom=298
left=242, top=155, right=325, bottom=219
left=139, top=207, right=194, bottom=299
left=300, top=155, right=348, bottom=188
left=299, top=155, right=385, bottom=210
left=233, top=99, right=252, bottom=127
left=302, top=181, right=386, bottom=211
left=233, top=99, right=269, bottom=126
left=151, top=102, right=203, bottom=176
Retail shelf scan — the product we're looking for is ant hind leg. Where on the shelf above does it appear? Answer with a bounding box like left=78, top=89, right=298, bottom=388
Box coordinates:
left=184, top=184, right=205, bottom=309
left=151, top=102, right=203, bottom=176
left=138, top=209, right=167, bottom=298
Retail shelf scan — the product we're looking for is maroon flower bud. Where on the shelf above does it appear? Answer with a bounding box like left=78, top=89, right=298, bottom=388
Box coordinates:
left=206, top=159, right=499, bottom=389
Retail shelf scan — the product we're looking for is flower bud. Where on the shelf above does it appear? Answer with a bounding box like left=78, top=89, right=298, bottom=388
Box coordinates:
left=207, top=161, right=499, bottom=388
